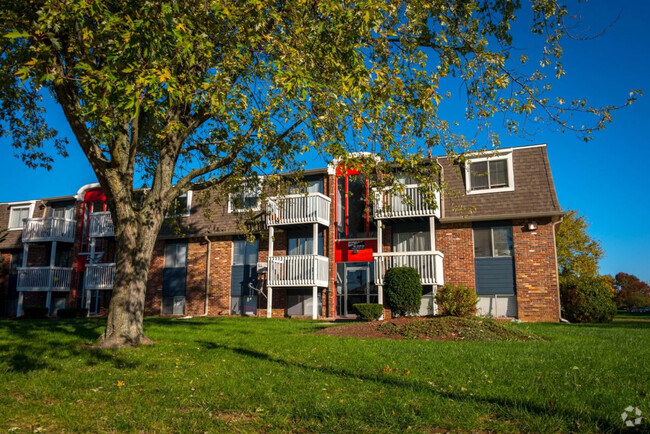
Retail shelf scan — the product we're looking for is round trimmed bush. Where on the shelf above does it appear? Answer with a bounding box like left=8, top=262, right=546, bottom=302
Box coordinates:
left=560, top=276, right=617, bottom=323
left=353, top=303, right=383, bottom=321
left=435, top=284, right=477, bottom=317
left=384, top=267, right=422, bottom=317
left=56, top=308, right=89, bottom=319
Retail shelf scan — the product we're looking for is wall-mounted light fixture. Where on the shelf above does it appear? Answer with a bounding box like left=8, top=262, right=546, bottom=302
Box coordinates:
left=527, top=221, right=538, bottom=231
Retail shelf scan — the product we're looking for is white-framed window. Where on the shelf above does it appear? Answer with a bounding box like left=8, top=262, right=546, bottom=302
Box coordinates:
left=228, top=184, right=260, bottom=213
left=465, top=152, right=515, bottom=194
left=473, top=225, right=513, bottom=258
left=8, top=202, right=35, bottom=230
left=166, top=191, right=192, bottom=218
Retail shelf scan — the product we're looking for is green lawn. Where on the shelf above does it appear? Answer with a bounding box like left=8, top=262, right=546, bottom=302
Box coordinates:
left=0, top=314, right=648, bottom=432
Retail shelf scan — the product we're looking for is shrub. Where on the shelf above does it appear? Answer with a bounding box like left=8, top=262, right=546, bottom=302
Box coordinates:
left=435, top=284, right=478, bottom=317
left=57, top=308, right=89, bottom=319
left=22, top=305, right=49, bottom=319
left=353, top=303, right=383, bottom=321
left=384, top=267, right=422, bottom=317
left=560, top=276, right=617, bottom=323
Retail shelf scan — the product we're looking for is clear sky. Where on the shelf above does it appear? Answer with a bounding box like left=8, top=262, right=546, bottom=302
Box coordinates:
left=1, top=1, right=648, bottom=282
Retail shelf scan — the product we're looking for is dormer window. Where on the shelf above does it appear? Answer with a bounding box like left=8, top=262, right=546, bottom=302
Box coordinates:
left=228, top=183, right=260, bottom=213
left=8, top=202, right=35, bottom=230
left=466, top=152, right=515, bottom=194
left=166, top=191, right=192, bottom=218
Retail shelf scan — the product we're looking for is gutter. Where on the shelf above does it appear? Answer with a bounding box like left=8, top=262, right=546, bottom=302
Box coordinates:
left=203, top=236, right=211, bottom=316
left=439, top=210, right=566, bottom=224
left=552, top=216, right=565, bottom=322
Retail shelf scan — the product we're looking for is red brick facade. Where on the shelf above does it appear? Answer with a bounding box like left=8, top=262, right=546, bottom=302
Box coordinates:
left=512, top=218, right=561, bottom=322
left=436, top=223, right=476, bottom=289
left=0, top=145, right=564, bottom=322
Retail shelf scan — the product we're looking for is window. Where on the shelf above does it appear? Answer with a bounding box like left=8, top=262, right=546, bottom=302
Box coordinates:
left=51, top=204, right=75, bottom=220
left=228, top=184, right=260, bottom=213
left=466, top=153, right=514, bottom=194
left=473, top=225, right=513, bottom=257
left=8, top=204, right=33, bottom=229
left=231, top=239, right=259, bottom=315
left=392, top=222, right=431, bottom=252
left=288, top=176, right=324, bottom=194
left=166, top=191, right=192, bottom=218
left=287, top=229, right=324, bottom=255
left=162, top=240, right=187, bottom=315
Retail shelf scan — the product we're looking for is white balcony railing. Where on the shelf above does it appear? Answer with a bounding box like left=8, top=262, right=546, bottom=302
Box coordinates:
left=267, top=193, right=331, bottom=227
left=89, top=212, right=114, bottom=237
left=374, top=185, right=441, bottom=219
left=17, top=266, right=73, bottom=291
left=268, top=255, right=329, bottom=287
left=85, top=263, right=115, bottom=290
left=374, top=251, right=444, bottom=286
left=22, top=218, right=76, bottom=243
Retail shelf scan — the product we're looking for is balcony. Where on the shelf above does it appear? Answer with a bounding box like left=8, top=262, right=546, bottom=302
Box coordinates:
left=89, top=212, right=114, bottom=237
left=85, top=263, right=115, bottom=290
left=374, top=251, right=444, bottom=286
left=374, top=185, right=441, bottom=219
left=22, top=218, right=76, bottom=243
left=267, top=193, right=331, bottom=227
left=17, top=266, right=73, bottom=291
left=268, top=255, right=329, bottom=287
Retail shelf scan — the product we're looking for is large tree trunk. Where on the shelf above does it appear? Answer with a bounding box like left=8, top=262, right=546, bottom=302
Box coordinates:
left=98, top=217, right=160, bottom=349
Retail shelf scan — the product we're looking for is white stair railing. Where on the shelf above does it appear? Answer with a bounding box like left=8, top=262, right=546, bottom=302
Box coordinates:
left=22, top=218, right=76, bottom=242
left=85, top=263, right=116, bottom=290
left=374, top=185, right=441, bottom=219
left=268, top=255, right=329, bottom=287
left=89, top=212, right=114, bottom=237
left=16, top=266, right=73, bottom=291
left=374, top=251, right=444, bottom=286
left=267, top=193, right=331, bottom=226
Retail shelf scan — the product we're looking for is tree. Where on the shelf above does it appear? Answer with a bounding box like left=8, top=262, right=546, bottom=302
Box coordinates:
left=614, top=272, right=650, bottom=308
left=556, top=210, right=604, bottom=285
left=1, top=1, right=636, bottom=347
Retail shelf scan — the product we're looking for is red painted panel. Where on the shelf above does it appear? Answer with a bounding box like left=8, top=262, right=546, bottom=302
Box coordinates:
left=84, top=189, right=106, bottom=202
left=335, top=240, right=377, bottom=262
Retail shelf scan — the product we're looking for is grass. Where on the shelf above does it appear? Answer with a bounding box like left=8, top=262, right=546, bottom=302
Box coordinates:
left=0, top=314, right=648, bottom=432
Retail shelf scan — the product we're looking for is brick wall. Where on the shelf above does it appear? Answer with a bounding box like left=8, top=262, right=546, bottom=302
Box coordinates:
left=325, top=174, right=337, bottom=318
left=435, top=222, right=475, bottom=288
left=512, top=218, right=560, bottom=322
left=144, top=241, right=164, bottom=315
left=207, top=236, right=232, bottom=316
left=186, top=238, right=209, bottom=316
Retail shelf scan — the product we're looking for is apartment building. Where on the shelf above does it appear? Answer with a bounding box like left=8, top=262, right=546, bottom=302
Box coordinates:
left=0, top=145, right=564, bottom=322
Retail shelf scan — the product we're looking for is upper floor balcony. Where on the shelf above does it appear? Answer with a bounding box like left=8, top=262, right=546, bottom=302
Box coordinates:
left=374, top=251, right=444, bottom=286
left=89, top=212, right=114, bottom=238
left=17, top=266, right=73, bottom=291
left=374, top=185, right=441, bottom=220
left=85, top=263, right=115, bottom=290
left=267, top=193, right=331, bottom=227
left=268, top=254, right=329, bottom=288
left=22, top=217, right=76, bottom=243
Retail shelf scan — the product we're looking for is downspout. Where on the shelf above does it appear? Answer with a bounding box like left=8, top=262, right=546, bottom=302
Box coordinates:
left=552, top=217, right=564, bottom=322
left=203, top=236, right=211, bottom=316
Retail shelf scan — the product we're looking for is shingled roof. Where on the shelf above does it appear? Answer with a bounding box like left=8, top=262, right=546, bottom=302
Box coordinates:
left=437, top=144, right=562, bottom=222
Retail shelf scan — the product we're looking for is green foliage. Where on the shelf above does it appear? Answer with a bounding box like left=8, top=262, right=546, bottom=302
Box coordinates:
left=435, top=284, right=478, bottom=317
left=1, top=0, right=637, bottom=341
left=556, top=210, right=604, bottom=286
left=383, top=267, right=422, bottom=317
left=56, top=308, right=89, bottom=319
left=560, top=276, right=617, bottom=323
left=22, top=306, right=49, bottom=319
left=353, top=303, right=383, bottom=321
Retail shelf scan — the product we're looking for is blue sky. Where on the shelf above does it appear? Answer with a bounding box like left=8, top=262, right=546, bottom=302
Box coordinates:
left=1, top=1, right=648, bottom=282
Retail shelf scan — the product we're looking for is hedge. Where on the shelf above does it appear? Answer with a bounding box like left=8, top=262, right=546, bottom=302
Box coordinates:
left=353, top=303, right=383, bottom=321
left=384, top=267, right=422, bottom=317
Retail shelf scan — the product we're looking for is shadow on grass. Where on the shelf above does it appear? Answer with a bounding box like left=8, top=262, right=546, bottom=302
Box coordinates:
left=0, top=318, right=138, bottom=373
left=196, top=339, right=618, bottom=431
